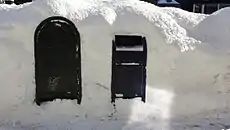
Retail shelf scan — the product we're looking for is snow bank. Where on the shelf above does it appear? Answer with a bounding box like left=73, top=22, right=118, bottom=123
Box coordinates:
left=1, top=0, right=230, bottom=130
left=0, top=0, right=201, bottom=51
left=192, top=7, right=230, bottom=54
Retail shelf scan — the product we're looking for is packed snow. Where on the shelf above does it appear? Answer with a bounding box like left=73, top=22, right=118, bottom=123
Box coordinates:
left=0, top=0, right=230, bottom=130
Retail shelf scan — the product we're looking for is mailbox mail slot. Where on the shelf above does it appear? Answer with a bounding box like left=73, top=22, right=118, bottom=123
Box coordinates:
left=111, top=35, right=147, bottom=103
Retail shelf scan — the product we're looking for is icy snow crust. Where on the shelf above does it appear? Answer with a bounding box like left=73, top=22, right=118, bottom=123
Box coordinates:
left=1, top=0, right=230, bottom=130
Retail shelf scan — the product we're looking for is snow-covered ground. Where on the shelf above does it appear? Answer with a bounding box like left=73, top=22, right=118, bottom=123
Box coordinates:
left=1, top=0, right=230, bottom=130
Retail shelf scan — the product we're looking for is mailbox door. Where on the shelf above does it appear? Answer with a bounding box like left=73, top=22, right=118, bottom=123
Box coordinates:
left=113, top=65, right=144, bottom=97
left=34, top=16, right=82, bottom=105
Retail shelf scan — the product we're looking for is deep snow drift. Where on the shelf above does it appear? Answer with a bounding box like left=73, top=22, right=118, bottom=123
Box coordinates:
left=1, top=0, right=230, bottom=130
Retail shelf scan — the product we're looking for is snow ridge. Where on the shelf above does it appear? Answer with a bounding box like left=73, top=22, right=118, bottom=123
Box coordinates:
left=0, top=0, right=206, bottom=51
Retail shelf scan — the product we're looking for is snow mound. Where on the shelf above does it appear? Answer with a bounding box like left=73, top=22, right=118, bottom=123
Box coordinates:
left=161, top=7, right=207, bottom=30
left=2, top=0, right=230, bottom=130
left=193, top=7, right=230, bottom=53
left=0, top=0, right=203, bottom=51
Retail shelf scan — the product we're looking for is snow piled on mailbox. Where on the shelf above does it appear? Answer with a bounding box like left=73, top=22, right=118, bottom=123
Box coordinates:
left=1, top=0, right=230, bottom=130
left=0, top=0, right=206, bottom=51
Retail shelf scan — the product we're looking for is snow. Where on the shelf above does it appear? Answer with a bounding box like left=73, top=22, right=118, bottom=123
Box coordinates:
left=0, top=0, right=200, bottom=51
left=192, top=7, right=230, bottom=54
left=0, top=0, right=230, bottom=130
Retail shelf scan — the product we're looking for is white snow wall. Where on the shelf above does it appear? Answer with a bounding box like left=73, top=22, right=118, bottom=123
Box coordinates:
left=1, top=0, right=230, bottom=129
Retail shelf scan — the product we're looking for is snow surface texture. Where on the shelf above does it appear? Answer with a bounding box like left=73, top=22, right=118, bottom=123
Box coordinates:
left=0, top=0, right=230, bottom=130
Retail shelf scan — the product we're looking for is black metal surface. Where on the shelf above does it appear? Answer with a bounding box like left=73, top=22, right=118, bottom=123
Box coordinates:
left=4, top=0, right=13, bottom=4
left=111, top=35, right=147, bottom=103
left=14, top=0, right=32, bottom=5
left=34, top=16, right=82, bottom=105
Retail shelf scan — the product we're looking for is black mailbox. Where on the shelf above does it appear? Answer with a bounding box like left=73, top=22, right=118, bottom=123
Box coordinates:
left=34, top=16, right=82, bottom=105
left=111, top=35, right=147, bottom=103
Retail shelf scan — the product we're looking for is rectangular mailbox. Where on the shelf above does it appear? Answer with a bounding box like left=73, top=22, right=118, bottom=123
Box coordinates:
left=111, top=35, right=147, bottom=103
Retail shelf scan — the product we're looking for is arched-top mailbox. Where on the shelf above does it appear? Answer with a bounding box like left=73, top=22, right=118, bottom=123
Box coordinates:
left=34, top=16, right=82, bottom=105
left=111, top=35, right=147, bottom=103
